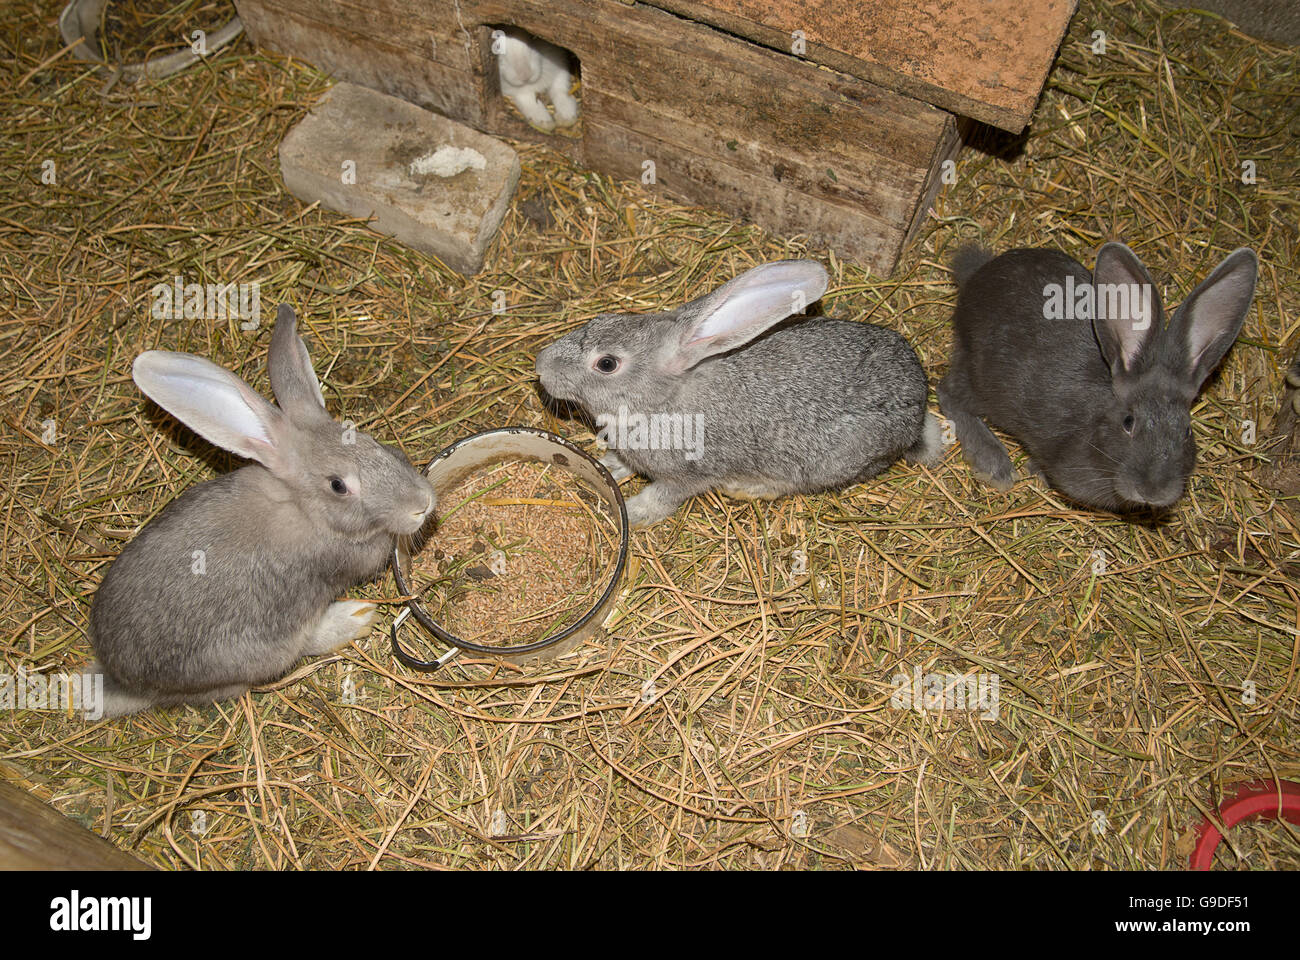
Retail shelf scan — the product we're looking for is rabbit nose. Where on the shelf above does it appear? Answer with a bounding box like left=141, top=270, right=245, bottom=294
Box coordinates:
left=414, top=491, right=434, bottom=521
left=1142, top=481, right=1184, bottom=509
left=1121, top=478, right=1183, bottom=510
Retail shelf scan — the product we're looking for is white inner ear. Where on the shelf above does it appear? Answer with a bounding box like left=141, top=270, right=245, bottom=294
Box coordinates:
left=1112, top=314, right=1147, bottom=370
left=691, top=261, right=828, bottom=343
left=134, top=352, right=276, bottom=455
left=1093, top=245, right=1154, bottom=369
left=1185, top=268, right=1254, bottom=370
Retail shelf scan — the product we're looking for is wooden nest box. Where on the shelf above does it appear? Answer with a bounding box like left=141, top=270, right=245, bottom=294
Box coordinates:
left=234, top=0, right=1077, bottom=274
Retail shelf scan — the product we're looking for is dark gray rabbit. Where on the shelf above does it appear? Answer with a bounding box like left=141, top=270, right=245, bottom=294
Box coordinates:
left=938, top=242, right=1257, bottom=511
left=87, top=305, right=435, bottom=718
left=535, top=260, right=942, bottom=526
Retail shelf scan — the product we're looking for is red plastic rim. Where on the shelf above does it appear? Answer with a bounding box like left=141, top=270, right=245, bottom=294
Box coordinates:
left=1189, top=779, right=1300, bottom=870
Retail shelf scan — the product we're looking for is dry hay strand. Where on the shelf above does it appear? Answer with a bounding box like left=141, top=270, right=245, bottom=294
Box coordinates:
left=0, top=0, right=1297, bottom=869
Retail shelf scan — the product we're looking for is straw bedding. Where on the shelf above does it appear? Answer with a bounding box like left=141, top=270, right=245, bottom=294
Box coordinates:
left=0, top=0, right=1296, bottom=868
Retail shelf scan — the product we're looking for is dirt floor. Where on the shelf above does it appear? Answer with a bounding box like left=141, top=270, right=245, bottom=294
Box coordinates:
left=1, top=0, right=1297, bottom=869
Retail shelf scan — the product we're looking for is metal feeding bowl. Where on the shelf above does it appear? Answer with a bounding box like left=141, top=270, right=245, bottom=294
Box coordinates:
left=59, top=0, right=244, bottom=83
left=390, top=427, right=629, bottom=670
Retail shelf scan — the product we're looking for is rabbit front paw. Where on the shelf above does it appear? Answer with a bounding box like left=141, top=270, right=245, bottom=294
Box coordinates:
left=507, top=91, right=557, bottom=132
left=305, top=600, right=378, bottom=656
left=551, top=87, right=580, bottom=128
left=938, top=405, right=1016, bottom=492
left=972, top=465, right=1017, bottom=492
left=600, top=451, right=634, bottom=481
left=624, top=483, right=686, bottom=528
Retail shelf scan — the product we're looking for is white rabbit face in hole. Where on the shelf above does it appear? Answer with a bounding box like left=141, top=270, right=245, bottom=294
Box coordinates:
left=493, top=27, right=580, bottom=133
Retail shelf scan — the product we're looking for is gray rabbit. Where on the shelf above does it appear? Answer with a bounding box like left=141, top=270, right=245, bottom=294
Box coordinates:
left=938, top=242, right=1257, bottom=511
left=535, top=260, right=942, bottom=526
left=87, top=305, right=435, bottom=718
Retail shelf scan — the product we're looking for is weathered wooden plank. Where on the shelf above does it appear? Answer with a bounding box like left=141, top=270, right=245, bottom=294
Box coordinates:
left=253, top=0, right=474, bottom=69
left=238, top=2, right=485, bottom=122
left=643, top=0, right=1078, bottom=132
left=563, top=3, right=946, bottom=165
left=903, top=115, right=968, bottom=249
left=0, top=780, right=150, bottom=870
left=589, top=118, right=909, bottom=271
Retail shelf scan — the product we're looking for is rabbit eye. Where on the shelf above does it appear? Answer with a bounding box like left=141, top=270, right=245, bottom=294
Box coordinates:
left=594, top=355, right=619, bottom=374
left=329, top=476, right=348, bottom=495
left=1122, top=414, right=1136, bottom=435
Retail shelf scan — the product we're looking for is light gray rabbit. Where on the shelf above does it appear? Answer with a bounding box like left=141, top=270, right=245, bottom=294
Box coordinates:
left=938, top=242, right=1257, bottom=511
left=535, top=260, right=942, bottom=526
left=87, top=305, right=435, bottom=718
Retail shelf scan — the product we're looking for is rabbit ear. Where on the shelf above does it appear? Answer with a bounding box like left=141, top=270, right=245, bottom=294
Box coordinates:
left=1169, top=248, right=1256, bottom=390
left=133, top=351, right=289, bottom=471
left=664, top=260, right=829, bottom=375
left=1091, top=242, right=1161, bottom=374
left=269, top=304, right=327, bottom=423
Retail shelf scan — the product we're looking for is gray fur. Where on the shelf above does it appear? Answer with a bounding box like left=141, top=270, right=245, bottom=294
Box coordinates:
left=950, top=245, right=994, bottom=289
left=535, top=260, right=937, bottom=526
left=87, top=304, right=435, bottom=718
left=937, top=243, right=1257, bottom=511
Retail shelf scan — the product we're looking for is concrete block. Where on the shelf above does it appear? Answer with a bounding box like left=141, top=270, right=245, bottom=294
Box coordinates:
left=279, top=82, right=520, bottom=275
